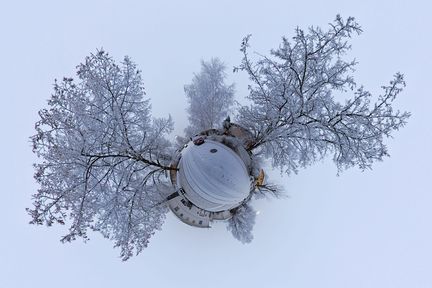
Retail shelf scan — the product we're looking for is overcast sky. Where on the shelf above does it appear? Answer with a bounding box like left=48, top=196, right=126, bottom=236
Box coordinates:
left=1, top=0, right=431, bottom=287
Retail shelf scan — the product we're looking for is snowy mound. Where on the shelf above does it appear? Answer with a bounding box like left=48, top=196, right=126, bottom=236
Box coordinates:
left=178, top=139, right=251, bottom=212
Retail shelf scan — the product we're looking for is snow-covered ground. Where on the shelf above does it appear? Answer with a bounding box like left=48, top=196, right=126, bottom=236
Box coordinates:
left=1, top=1, right=431, bottom=287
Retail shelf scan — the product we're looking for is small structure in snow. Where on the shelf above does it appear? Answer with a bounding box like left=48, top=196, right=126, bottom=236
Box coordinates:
left=168, top=129, right=254, bottom=227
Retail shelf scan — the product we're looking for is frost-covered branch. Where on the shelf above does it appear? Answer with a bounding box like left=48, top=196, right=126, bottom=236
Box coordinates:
left=235, top=15, right=410, bottom=174
left=29, top=50, right=173, bottom=260
left=227, top=204, right=256, bottom=244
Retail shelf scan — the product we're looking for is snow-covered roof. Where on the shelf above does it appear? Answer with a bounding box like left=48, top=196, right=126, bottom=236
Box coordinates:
left=177, top=139, right=251, bottom=212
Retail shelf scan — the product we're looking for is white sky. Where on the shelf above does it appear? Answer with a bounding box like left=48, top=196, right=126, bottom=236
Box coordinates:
left=1, top=0, right=431, bottom=287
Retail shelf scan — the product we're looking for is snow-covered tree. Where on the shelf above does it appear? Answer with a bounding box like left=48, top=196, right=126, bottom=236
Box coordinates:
left=235, top=15, right=410, bottom=174
left=29, top=16, right=410, bottom=259
left=227, top=204, right=256, bottom=244
left=184, top=58, right=235, bottom=136
left=29, top=50, right=175, bottom=260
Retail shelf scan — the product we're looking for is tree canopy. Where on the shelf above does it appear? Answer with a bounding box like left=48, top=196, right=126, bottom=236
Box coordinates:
left=29, top=51, right=173, bottom=260
left=235, top=15, right=410, bottom=174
